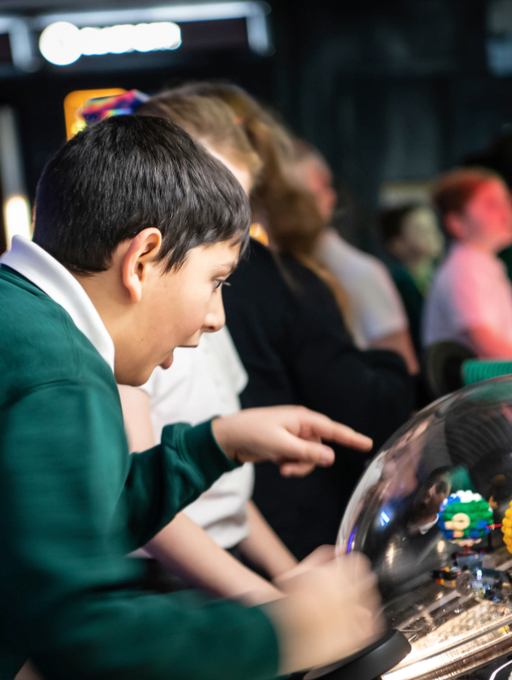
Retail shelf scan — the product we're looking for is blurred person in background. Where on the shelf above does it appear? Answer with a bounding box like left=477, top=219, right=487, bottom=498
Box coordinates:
left=423, top=167, right=512, bottom=357
left=379, top=204, right=444, bottom=356
left=463, top=130, right=512, bottom=283
left=170, top=81, right=414, bottom=559
left=292, top=139, right=418, bottom=374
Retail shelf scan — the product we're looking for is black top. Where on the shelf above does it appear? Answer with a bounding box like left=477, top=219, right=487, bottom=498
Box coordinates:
left=389, top=262, right=424, bottom=358
left=224, top=240, right=414, bottom=559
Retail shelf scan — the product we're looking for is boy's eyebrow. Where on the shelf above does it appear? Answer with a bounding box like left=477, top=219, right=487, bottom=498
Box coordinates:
left=216, top=262, right=238, bottom=275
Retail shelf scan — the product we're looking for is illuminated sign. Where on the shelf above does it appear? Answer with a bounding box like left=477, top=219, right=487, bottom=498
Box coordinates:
left=35, top=3, right=271, bottom=67
left=40, top=21, right=181, bottom=66
left=0, top=3, right=272, bottom=74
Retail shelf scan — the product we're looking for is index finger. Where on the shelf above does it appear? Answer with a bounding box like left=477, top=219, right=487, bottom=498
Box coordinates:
left=300, top=410, right=373, bottom=452
left=279, top=461, right=316, bottom=477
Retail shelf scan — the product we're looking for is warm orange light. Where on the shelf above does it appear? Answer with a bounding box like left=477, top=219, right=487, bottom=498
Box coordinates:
left=64, top=88, right=126, bottom=139
left=250, top=222, right=269, bottom=246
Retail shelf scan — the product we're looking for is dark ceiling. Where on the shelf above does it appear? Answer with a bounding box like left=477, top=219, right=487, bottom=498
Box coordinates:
left=0, top=0, right=199, bottom=15
left=0, top=0, right=508, bottom=226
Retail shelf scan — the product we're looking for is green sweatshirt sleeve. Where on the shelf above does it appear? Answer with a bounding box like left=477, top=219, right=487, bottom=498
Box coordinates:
left=122, top=419, right=238, bottom=546
left=0, top=381, right=279, bottom=680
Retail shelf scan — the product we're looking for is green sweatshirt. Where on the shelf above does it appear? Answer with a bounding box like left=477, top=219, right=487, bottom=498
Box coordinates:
left=0, top=266, right=279, bottom=680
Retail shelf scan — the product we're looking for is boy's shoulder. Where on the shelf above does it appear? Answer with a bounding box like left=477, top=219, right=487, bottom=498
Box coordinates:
left=0, top=266, right=112, bottom=401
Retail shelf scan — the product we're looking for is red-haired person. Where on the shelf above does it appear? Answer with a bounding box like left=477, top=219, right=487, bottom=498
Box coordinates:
left=423, top=168, right=512, bottom=357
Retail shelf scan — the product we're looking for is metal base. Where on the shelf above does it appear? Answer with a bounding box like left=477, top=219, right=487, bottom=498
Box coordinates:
left=304, top=630, right=411, bottom=680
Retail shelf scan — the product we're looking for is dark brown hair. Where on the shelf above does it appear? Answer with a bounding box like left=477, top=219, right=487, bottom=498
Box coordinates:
left=33, top=115, right=251, bottom=274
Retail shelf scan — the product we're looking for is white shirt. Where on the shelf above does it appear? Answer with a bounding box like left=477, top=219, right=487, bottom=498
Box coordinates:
left=141, top=327, right=254, bottom=549
left=1, top=236, right=115, bottom=370
left=423, top=242, right=512, bottom=352
left=317, top=229, right=408, bottom=349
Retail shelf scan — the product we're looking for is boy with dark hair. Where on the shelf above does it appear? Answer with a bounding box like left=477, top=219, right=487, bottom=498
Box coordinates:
left=0, top=115, right=379, bottom=679
left=33, top=114, right=248, bottom=277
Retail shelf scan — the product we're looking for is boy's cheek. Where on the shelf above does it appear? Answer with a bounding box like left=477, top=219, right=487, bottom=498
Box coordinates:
left=178, top=325, right=203, bottom=347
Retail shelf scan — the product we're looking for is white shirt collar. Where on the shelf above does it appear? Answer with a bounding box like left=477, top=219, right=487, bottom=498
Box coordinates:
left=1, top=236, right=115, bottom=371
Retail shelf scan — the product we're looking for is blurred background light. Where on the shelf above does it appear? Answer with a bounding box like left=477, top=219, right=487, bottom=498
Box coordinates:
left=80, top=26, right=108, bottom=56
left=34, top=2, right=271, bottom=60
left=0, top=17, right=38, bottom=72
left=0, top=107, right=31, bottom=249
left=39, top=21, right=81, bottom=65
left=39, top=20, right=182, bottom=65
left=4, top=195, right=31, bottom=246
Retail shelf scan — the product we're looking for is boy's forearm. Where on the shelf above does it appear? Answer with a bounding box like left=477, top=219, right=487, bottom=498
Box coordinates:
left=145, top=512, right=283, bottom=604
left=123, top=420, right=236, bottom=546
left=4, top=384, right=280, bottom=680
left=238, top=501, right=297, bottom=579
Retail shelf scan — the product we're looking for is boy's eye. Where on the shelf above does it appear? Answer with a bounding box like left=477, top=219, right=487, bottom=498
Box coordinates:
left=214, top=280, right=231, bottom=290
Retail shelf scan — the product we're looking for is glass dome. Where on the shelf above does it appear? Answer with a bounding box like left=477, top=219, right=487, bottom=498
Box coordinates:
left=337, top=376, right=512, bottom=680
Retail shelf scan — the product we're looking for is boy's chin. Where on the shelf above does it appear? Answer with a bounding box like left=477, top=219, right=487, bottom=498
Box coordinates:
left=160, top=354, right=174, bottom=370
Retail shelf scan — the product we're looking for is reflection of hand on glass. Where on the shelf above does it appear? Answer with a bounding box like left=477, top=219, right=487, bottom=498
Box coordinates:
left=336, top=378, right=512, bottom=680
left=408, top=472, right=451, bottom=535
left=338, top=419, right=433, bottom=553
left=379, top=419, right=432, bottom=503
left=501, top=404, right=512, bottom=423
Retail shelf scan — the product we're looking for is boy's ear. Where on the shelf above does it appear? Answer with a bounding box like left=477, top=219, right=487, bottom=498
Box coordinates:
left=444, top=212, right=465, bottom=240
left=121, top=228, right=163, bottom=303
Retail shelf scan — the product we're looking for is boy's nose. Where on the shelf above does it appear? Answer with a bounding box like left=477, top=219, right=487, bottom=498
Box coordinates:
left=203, top=296, right=226, bottom=334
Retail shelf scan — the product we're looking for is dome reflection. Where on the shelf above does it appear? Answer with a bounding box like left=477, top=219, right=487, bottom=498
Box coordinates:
left=337, top=376, right=512, bottom=680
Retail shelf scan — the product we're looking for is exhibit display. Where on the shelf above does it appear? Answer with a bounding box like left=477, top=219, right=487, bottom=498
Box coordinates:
left=334, top=375, right=512, bottom=680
